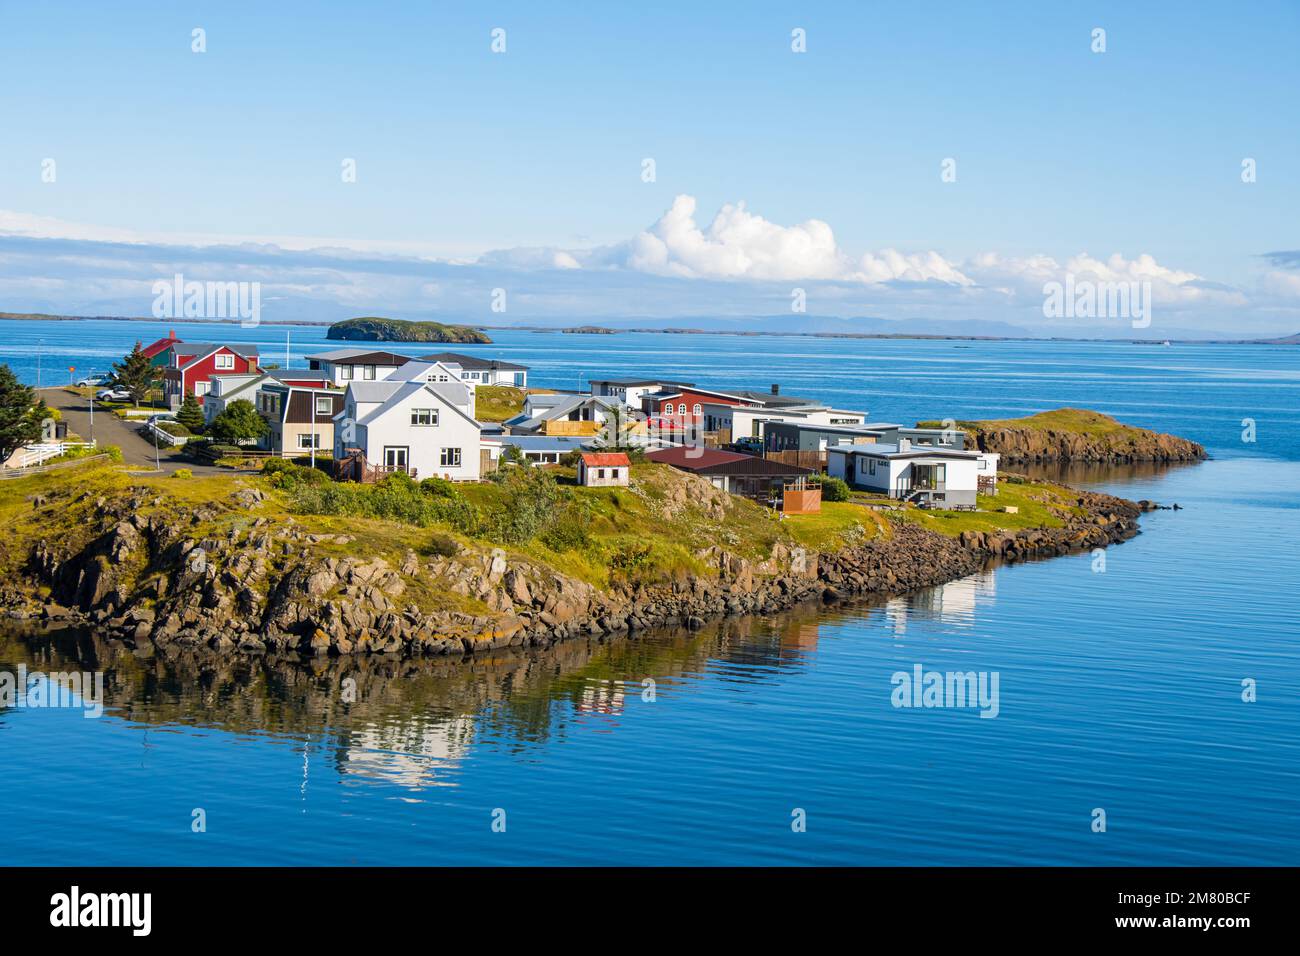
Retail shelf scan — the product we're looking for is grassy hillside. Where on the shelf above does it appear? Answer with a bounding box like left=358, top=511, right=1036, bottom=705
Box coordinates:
left=474, top=385, right=528, bottom=422
left=326, top=316, right=491, bottom=344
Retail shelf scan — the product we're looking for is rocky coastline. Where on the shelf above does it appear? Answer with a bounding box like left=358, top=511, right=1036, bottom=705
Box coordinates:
left=2, top=482, right=1154, bottom=662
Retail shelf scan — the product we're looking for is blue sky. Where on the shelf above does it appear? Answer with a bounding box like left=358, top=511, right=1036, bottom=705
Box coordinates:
left=1, top=1, right=1297, bottom=335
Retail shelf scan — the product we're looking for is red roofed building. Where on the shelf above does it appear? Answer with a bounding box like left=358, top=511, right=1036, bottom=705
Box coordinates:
left=142, top=329, right=183, bottom=364
left=577, top=451, right=631, bottom=487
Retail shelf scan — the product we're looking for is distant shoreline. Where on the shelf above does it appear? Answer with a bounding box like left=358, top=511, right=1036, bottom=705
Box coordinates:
left=0, top=312, right=1293, bottom=346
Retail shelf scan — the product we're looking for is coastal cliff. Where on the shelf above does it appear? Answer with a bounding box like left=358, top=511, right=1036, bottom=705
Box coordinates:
left=920, top=409, right=1207, bottom=463
left=2, top=463, right=1153, bottom=660
left=327, top=316, right=492, bottom=344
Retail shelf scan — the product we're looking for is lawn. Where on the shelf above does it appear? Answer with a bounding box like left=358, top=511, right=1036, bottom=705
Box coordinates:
left=917, top=408, right=1149, bottom=439
left=474, top=385, right=528, bottom=422
left=896, top=478, right=1088, bottom=537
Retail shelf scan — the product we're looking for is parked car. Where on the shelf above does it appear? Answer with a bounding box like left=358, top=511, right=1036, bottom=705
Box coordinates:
left=77, top=374, right=112, bottom=387
left=728, top=437, right=764, bottom=456
left=147, top=413, right=176, bottom=425
left=95, top=388, right=133, bottom=402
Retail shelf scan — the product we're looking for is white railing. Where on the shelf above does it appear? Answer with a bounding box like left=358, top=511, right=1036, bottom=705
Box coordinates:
left=140, top=420, right=190, bottom=446
left=13, top=440, right=97, bottom=469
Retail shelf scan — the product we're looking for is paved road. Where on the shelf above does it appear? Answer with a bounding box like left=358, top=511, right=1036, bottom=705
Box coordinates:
left=38, top=387, right=217, bottom=474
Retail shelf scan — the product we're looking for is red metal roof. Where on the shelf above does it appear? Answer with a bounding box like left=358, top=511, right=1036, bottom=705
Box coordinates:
left=580, top=452, right=631, bottom=467
left=142, top=331, right=182, bottom=358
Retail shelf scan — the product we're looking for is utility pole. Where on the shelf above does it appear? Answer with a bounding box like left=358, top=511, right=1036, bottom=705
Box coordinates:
left=36, top=339, right=42, bottom=389
left=310, top=387, right=318, bottom=470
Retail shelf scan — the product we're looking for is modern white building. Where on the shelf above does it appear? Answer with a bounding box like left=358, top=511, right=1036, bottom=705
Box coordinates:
left=826, top=440, right=999, bottom=508
left=334, top=375, right=481, bottom=481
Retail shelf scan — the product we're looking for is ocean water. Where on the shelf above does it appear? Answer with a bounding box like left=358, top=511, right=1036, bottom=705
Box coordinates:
left=0, top=319, right=1296, bottom=865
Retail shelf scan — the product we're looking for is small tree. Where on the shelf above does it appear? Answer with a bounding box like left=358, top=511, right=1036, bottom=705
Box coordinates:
left=175, top=393, right=206, bottom=433
left=0, top=364, right=41, bottom=461
left=208, top=399, right=269, bottom=445
left=113, top=341, right=155, bottom=405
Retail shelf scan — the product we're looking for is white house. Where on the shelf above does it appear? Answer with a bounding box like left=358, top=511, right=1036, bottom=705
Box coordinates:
left=826, top=440, right=999, bottom=509
left=589, top=378, right=696, bottom=411
left=202, top=372, right=267, bottom=423
left=418, top=352, right=529, bottom=387
left=577, top=452, right=631, bottom=487
left=305, top=348, right=414, bottom=387
left=334, top=377, right=481, bottom=481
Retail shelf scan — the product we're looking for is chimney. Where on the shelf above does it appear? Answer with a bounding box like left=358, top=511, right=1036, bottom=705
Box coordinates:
left=771, top=383, right=780, bottom=395
left=898, top=438, right=911, bottom=452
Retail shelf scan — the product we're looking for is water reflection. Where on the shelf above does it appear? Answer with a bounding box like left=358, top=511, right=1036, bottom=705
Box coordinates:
left=0, top=574, right=999, bottom=793
left=1014, top=458, right=1201, bottom=488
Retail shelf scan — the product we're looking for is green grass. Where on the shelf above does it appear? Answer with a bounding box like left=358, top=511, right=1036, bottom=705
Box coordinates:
left=474, top=385, right=528, bottom=422
left=897, top=479, right=1087, bottom=536
left=918, top=408, right=1148, bottom=438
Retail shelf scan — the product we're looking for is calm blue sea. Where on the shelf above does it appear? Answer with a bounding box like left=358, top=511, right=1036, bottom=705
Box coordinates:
left=1, top=318, right=1296, bottom=865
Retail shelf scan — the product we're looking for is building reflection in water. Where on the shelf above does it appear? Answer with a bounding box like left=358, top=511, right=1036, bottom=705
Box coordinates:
left=1, top=574, right=997, bottom=796
left=884, top=570, right=997, bottom=635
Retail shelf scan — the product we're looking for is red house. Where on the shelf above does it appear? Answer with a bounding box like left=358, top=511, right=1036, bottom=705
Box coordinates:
left=640, top=386, right=745, bottom=426
left=163, top=343, right=261, bottom=407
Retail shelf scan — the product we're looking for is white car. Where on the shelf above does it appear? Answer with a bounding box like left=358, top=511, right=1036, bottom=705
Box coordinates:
left=77, top=374, right=112, bottom=387
left=96, top=388, right=133, bottom=402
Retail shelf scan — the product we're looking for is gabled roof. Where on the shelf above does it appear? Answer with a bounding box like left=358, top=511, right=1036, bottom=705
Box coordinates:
left=643, top=385, right=745, bottom=403
left=646, top=446, right=813, bottom=476
left=417, top=351, right=529, bottom=371
left=177, top=344, right=260, bottom=372
left=508, top=394, right=618, bottom=432
left=351, top=381, right=479, bottom=430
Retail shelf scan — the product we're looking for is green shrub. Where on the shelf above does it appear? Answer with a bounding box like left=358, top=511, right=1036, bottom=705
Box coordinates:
left=420, top=476, right=457, bottom=498
left=820, top=475, right=850, bottom=502
left=172, top=468, right=193, bottom=479
left=429, top=532, right=460, bottom=557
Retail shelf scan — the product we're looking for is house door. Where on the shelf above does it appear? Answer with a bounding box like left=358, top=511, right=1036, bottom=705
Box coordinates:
left=383, top=446, right=409, bottom=472
left=845, top=456, right=855, bottom=484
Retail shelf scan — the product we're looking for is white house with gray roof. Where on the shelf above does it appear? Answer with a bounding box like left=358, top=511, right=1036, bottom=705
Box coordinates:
left=333, top=372, right=481, bottom=481
left=417, top=351, right=528, bottom=386
left=826, top=441, right=999, bottom=508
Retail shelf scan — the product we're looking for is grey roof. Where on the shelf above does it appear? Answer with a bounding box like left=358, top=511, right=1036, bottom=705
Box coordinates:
left=305, top=347, right=412, bottom=364
left=768, top=421, right=898, bottom=436
left=486, top=435, right=593, bottom=451
left=418, top=351, right=529, bottom=371
left=353, top=381, right=478, bottom=428
left=723, top=389, right=825, bottom=409
left=174, top=342, right=259, bottom=358
left=592, top=377, right=695, bottom=388
left=829, top=442, right=984, bottom=460
left=509, top=394, right=618, bottom=432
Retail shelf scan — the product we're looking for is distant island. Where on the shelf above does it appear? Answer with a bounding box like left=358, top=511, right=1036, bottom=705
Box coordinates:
left=326, top=316, right=491, bottom=343
left=561, top=325, right=617, bottom=334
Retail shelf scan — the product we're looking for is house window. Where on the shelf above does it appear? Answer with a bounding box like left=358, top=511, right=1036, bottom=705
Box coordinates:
left=868, top=459, right=877, bottom=475
left=677, top=403, right=687, bottom=415
left=195, top=381, right=210, bottom=396
left=363, top=365, right=376, bottom=380
left=597, top=468, right=606, bottom=479
left=440, top=447, right=462, bottom=468
left=341, top=365, right=354, bottom=381
left=611, top=468, right=620, bottom=480
left=215, top=353, right=234, bottom=370
left=411, top=408, right=439, bottom=426
left=978, top=459, right=988, bottom=470
left=315, top=396, right=333, bottom=415
left=693, top=403, right=702, bottom=416
left=298, top=432, right=320, bottom=449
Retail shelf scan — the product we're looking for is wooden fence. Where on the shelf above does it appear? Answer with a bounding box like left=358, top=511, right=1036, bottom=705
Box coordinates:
left=764, top=449, right=827, bottom=471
